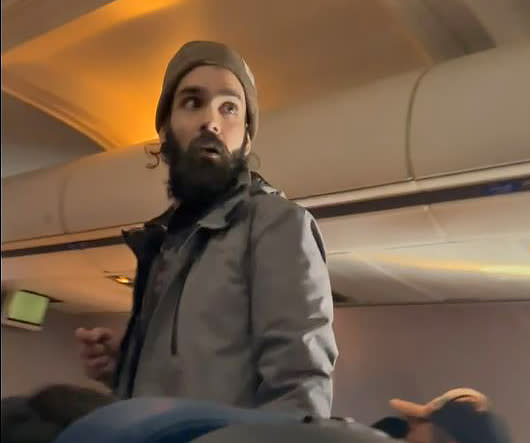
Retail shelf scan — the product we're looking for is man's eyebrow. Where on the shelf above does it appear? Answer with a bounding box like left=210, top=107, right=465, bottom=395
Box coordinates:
left=176, top=86, right=202, bottom=96
left=176, top=86, right=242, bottom=101
left=216, top=88, right=242, bottom=101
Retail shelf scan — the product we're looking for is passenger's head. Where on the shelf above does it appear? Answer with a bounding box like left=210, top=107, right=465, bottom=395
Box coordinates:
left=389, top=388, right=512, bottom=443
left=371, top=416, right=409, bottom=439
left=154, top=41, right=258, bottom=205
left=26, top=384, right=116, bottom=427
left=1, top=384, right=115, bottom=443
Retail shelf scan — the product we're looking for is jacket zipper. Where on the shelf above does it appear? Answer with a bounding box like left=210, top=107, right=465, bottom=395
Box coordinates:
left=169, top=226, right=204, bottom=356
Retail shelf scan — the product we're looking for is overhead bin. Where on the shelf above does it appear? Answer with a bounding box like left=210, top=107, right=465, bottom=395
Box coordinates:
left=2, top=44, right=529, bottom=244
left=62, top=144, right=170, bottom=233
left=409, top=43, right=530, bottom=178
left=1, top=145, right=170, bottom=243
left=1, top=163, right=72, bottom=242
left=255, top=71, right=420, bottom=198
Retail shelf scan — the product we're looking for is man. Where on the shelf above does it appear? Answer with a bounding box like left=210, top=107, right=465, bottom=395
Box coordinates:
left=389, top=388, right=512, bottom=443
left=76, top=41, right=338, bottom=417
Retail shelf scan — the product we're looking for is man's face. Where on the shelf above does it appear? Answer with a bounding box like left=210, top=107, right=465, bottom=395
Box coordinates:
left=168, top=65, right=247, bottom=155
left=160, top=65, right=249, bottom=205
left=406, top=419, right=455, bottom=443
left=406, top=418, right=434, bottom=443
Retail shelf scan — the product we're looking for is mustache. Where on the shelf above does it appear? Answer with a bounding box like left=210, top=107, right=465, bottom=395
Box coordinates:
left=188, top=132, right=228, bottom=156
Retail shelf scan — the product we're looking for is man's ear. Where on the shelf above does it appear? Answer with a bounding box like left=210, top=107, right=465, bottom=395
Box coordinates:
left=158, top=125, right=168, bottom=144
left=243, top=131, right=252, bottom=157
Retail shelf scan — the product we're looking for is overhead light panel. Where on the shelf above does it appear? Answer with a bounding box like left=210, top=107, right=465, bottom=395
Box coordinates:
left=107, top=275, right=134, bottom=287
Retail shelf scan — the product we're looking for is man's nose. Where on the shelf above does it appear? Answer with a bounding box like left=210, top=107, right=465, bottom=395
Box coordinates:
left=200, top=108, right=221, bottom=135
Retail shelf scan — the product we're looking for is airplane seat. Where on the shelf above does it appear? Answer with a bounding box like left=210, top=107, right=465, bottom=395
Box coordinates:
left=52, top=397, right=301, bottom=443
left=192, top=422, right=398, bottom=443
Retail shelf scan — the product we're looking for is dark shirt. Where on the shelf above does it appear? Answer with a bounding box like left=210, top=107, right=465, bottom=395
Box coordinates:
left=135, top=203, right=207, bottom=352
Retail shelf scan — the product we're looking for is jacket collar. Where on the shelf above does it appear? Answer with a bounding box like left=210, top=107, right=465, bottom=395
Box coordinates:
left=123, top=170, right=282, bottom=258
left=196, top=169, right=252, bottom=230
left=146, top=170, right=284, bottom=231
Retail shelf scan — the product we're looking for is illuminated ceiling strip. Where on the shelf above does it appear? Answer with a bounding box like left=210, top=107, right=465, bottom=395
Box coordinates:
left=2, top=0, right=180, bottom=60
left=1, top=86, right=120, bottom=150
left=1, top=0, right=181, bottom=149
left=370, top=255, right=530, bottom=278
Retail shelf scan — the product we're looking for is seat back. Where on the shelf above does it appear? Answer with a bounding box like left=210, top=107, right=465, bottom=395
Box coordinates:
left=192, top=422, right=397, bottom=443
left=53, top=398, right=300, bottom=443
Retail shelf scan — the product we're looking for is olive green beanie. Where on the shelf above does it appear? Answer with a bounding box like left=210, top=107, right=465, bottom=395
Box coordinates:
left=155, top=40, right=259, bottom=139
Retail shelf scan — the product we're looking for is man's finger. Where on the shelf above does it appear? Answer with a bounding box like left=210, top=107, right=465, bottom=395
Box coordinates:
left=80, top=343, right=108, bottom=359
left=85, top=355, right=111, bottom=369
left=75, top=327, right=94, bottom=342
left=75, top=327, right=114, bottom=344
left=90, top=328, right=114, bottom=343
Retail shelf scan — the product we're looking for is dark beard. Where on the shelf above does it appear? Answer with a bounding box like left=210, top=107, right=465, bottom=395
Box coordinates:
left=161, top=129, right=248, bottom=209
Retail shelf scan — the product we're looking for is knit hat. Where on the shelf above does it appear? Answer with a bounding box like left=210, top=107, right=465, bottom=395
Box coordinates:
left=155, top=41, right=258, bottom=139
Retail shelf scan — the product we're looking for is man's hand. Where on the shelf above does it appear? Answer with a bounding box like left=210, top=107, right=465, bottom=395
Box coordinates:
left=75, top=328, right=120, bottom=385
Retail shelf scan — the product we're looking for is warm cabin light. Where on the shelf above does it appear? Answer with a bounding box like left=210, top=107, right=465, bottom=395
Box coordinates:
left=372, top=255, right=530, bottom=278
left=480, top=265, right=530, bottom=278
left=107, top=275, right=134, bottom=286
left=2, top=0, right=179, bottom=59
left=1, top=0, right=182, bottom=148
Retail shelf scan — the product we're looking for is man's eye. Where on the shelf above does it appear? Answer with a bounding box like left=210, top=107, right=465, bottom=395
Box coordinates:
left=221, top=102, right=238, bottom=115
left=182, top=97, right=200, bottom=109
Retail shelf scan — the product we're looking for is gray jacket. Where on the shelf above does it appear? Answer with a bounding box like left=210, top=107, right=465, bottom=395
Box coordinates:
left=113, top=172, right=338, bottom=417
